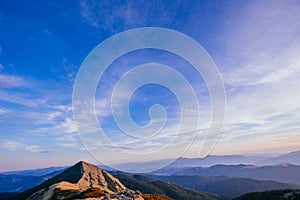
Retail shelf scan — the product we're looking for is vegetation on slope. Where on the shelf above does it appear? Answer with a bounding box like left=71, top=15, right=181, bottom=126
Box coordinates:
left=142, top=193, right=172, bottom=200
left=115, top=174, right=222, bottom=200
left=233, top=189, right=300, bottom=200
left=149, top=175, right=300, bottom=198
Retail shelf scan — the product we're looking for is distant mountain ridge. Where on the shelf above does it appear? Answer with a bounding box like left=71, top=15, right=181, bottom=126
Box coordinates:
left=0, top=169, right=65, bottom=193
left=2, top=150, right=299, bottom=176
left=153, top=164, right=300, bottom=185
left=258, top=151, right=300, bottom=166
left=113, top=150, right=300, bottom=171
left=169, top=155, right=267, bottom=168
left=1, top=167, right=66, bottom=177
left=114, top=155, right=268, bottom=172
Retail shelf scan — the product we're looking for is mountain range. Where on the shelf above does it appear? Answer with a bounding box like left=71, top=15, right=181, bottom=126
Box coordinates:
left=6, top=161, right=220, bottom=200
left=148, top=175, right=300, bottom=198
left=112, top=150, right=300, bottom=171
left=114, top=173, right=221, bottom=200
left=153, top=164, right=300, bottom=185
left=1, top=167, right=66, bottom=177
left=1, top=150, right=300, bottom=199
left=257, top=151, right=300, bottom=166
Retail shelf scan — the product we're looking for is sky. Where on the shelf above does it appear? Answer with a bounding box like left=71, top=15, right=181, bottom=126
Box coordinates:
left=1, top=0, right=300, bottom=171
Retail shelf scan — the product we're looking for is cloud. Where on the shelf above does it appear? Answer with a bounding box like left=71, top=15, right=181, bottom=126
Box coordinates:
left=58, top=143, right=77, bottom=148
left=204, top=0, right=300, bottom=154
left=0, top=108, right=8, bottom=115
left=3, top=141, right=23, bottom=151
left=56, top=134, right=79, bottom=148
left=79, top=0, right=99, bottom=27
left=2, top=140, right=52, bottom=153
left=79, top=0, right=144, bottom=29
left=220, top=0, right=300, bottom=86
left=0, top=73, right=28, bottom=88
left=258, top=62, right=300, bottom=84
left=0, top=90, right=39, bottom=107
left=25, top=145, right=42, bottom=152
left=79, top=0, right=175, bottom=31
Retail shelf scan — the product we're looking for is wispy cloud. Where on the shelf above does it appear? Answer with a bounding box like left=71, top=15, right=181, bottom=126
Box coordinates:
left=25, top=145, right=42, bottom=152
left=79, top=0, right=176, bottom=31
left=204, top=0, right=300, bottom=154
left=79, top=0, right=144, bottom=29
left=0, top=70, right=80, bottom=153
left=3, top=140, right=23, bottom=151
left=2, top=140, right=50, bottom=153
left=0, top=73, right=28, bottom=88
left=220, top=0, right=300, bottom=86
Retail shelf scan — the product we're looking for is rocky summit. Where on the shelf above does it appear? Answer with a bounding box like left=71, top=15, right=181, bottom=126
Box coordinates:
left=17, top=161, right=144, bottom=200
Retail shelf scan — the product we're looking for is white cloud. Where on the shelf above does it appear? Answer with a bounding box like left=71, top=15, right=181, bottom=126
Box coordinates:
left=79, top=0, right=140, bottom=29
left=3, top=140, right=23, bottom=151
left=0, top=108, right=8, bottom=115
left=79, top=0, right=99, bottom=27
left=25, top=145, right=42, bottom=152
left=207, top=0, right=300, bottom=154
left=220, top=1, right=300, bottom=85
left=79, top=0, right=174, bottom=31
left=0, top=73, right=28, bottom=88
left=2, top=140, right=49, bottom=153
left=58, top=143, right=77, bottom=148
left=0, top=90, right=40, bottom=107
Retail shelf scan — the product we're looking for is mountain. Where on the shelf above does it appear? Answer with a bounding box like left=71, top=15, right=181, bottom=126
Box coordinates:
left=10, top=161, right=142, bottom=200
left=1, top=167, right=66, bottom=177
left=168, top=155, right=267, bottom=168
left=233, top=189, right=300, bottom=200
left=115, top=155, right=268, bottom=172
left=0, top=192, right=17, bottom=200
left=89, top=150, right=300, bottom=172
left=0, top=174, right=36, bottom=193
left=114, top=173, right=222, bottom=200
left=148, top=175, right=300, bottom=198
left=0, top=169, right=65, bottom=193
left=153, top=164, right=300, bottom=185
left=9, top=161, right=220, bottom=200
left=258, top=150, right=300, bottom=166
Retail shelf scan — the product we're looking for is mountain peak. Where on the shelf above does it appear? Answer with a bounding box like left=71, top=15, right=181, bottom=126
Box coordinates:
left=76, top=160, right=91, bottom=166
left=58, top=160, right=126, bottom=193
left=16, top=161, right=141, bottom=200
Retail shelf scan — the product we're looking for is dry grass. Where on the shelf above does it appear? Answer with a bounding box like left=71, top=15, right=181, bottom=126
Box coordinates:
left=142, top=193, right=172, bottom=200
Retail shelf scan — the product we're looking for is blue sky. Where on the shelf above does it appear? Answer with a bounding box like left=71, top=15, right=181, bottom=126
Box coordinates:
left=1, top=0, right=300, bottom=171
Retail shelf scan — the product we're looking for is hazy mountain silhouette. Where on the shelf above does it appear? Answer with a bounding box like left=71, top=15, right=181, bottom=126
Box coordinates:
left=1, top=167, right=66, bottom=177
left=258, top=150, right=300, bottom=166
left=153, top=164, right=300, bottom=185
